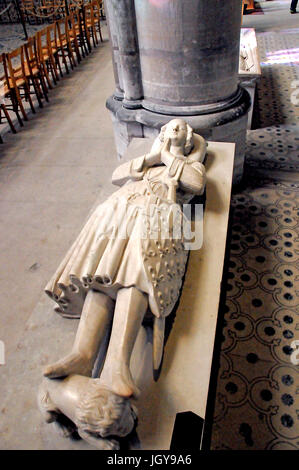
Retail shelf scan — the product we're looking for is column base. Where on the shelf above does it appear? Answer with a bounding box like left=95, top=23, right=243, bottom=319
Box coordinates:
left=106, top=86, right=251, bottom=185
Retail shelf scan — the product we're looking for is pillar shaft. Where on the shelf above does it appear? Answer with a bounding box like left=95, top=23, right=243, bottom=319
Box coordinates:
left=106, top=0, right=143, bottom=105
left=106, top=0, right=250, bottom=184
left=134, top=0, right=242, bottom=114
left=105, top=0, right=123, bottom=98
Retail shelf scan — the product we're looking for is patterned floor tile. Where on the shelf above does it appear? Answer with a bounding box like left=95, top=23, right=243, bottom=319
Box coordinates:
left=211, top=19, right=299, bottom=451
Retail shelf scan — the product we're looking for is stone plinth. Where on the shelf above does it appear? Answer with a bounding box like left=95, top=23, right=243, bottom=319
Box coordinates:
left=128, top=139, right=235, bottom=449
left=0, top=140, right=234, bottom=450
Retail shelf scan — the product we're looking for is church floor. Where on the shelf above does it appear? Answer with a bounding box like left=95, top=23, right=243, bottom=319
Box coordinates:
left=0, top=23, right=118, bottom=358
left=210, top=0, right=299, bottom=450
left=0, top=1, right=298, bottom=450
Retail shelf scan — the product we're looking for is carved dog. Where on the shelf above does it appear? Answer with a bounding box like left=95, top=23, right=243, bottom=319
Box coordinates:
left=38, top=374, right=137, bottom=450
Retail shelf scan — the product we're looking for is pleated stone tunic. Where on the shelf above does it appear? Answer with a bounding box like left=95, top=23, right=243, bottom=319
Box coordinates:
left=45, top=159, right=205, bottom=319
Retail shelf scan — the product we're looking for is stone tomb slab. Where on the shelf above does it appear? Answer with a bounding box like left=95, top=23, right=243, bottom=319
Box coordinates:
left=127, top=139, right=235, bottom=449
left=0, top=141, right=234, bottom=450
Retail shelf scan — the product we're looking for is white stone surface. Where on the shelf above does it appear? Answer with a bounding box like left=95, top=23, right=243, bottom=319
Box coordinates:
left=129, top=141, right=235, bottom=450
left=0, top=140, right=234, bottom=450
left=0, top=28, right=117, bottom=360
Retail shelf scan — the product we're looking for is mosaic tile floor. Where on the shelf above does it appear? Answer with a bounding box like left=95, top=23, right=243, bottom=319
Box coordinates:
left=210, top=25, right=299, bottom=450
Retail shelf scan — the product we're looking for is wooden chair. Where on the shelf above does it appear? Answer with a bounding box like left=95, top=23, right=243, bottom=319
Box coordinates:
left=23, top=36, right=49, bottom=106
left=55, top=16, right=77, bottom=73
left=5, top=47, right=31, bottom=120
left=93, top=0, right=104, bottom=19
left=83, top=2, right=98, bottom=49
left=46, top=23, right=63, bottom=78
left=37, top=27, right=59, bottom=88
left=92, top=0, right=103, bottom=43
left=0, top=54, right=19, bottom=142
left=74, top=6, right=91, bottom=54
left=69, top=10, right=88, bottom=59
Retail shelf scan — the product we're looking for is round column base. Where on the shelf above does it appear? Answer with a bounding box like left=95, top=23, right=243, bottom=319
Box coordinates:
left=106, top=87, right=251, bottom=185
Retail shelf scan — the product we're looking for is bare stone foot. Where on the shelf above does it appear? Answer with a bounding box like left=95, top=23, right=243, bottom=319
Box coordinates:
left=43, top=352, right=93, bottom=379
left=110, top=365, right=140, bottom=398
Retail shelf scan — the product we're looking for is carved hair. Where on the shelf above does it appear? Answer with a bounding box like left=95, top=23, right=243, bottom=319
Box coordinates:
left=159, top=121, right=194, bottom=156
left=75, top=382, right=136, bottom=437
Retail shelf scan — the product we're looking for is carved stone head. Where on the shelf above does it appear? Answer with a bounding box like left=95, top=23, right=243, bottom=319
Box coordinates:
left=75, top=382, right=136, bottom=438
left=159, top=119, right=193, bottom=155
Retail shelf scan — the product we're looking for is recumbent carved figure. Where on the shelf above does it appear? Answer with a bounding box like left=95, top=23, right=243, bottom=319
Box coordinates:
left=38, top=119, right=207, bottom=448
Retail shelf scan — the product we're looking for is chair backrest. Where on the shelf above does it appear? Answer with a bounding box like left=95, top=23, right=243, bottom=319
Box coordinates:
left=71, top=8, right=81, bottom=25
left=0, top=53, right=8, bottom=84
left=5, top=47, right=26, bottom=89
left=92, top=0, right=99, bottom=15
left=69, top=10, right=81, bottom=34
left=97, top=0, right=104, bottom=16
left=84, top=2, right=93, bottom=18
left=25, top=36, right=38, bottom=62
left=6, top=47, right=25, bottom=75
left=47, top=23, right=58, bottom=50
left=56, top=16, right=68, bottom=45
left=37, top=28, right=50, bottom=62
left=24, top=36, right=40, bottom=75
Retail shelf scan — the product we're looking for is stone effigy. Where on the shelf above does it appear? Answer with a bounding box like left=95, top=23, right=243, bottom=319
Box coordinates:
left=38, top=119, right=207, bottom=449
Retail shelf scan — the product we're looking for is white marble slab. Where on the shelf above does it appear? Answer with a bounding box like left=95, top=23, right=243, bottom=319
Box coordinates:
left=0, top=140, right=234, bottom=450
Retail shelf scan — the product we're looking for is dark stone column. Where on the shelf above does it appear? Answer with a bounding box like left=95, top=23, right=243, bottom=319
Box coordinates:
left=105, top=0, right=143, bottom=108
left=105, top=0, right=124, bottom=100
left=135, top=0, right=242, bottom=114
left=106, top=0, right=250, bottom=183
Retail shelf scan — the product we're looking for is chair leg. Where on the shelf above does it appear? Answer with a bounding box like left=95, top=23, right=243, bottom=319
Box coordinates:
left=49, top=55, right=59, bottom=82
left=38, top=71, right=49, bottom=102
left=59, top=46, right=69, bottom=74
left=68, top=42, right=76, bottom=69
left=93, top=24, right=98, bottom=45
left=42, top=62, right=53, bottom=89
left=93, top=28, right=97, bottom=47
left=32, top=77, right=44, bottom=108
left=98, top=20, right=103, bottom=42
left=79, top=22, right=89, bottom=56
left=85, top=27, right=92, bottom=53
left=11, top=94, right=24, bottom=126
left=89, top=24, right=97, bottom=48
left=13, top=88, right=28, bottom=122
left=24, top=82, right=36, bottom=114
left=1, top=103, right=17, bottom=134
left=72, top=38, right=81, bottom=64
left=55, top=52, right=63, bottom=78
